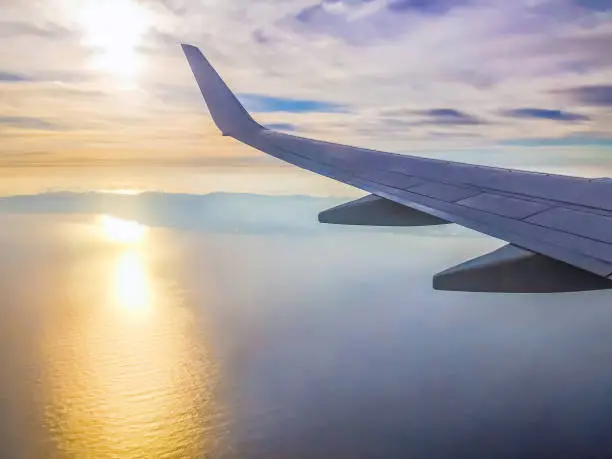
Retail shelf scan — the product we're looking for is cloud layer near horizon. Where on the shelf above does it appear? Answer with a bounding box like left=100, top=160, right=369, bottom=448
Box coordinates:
left=0, top=0, right=611, bottom=167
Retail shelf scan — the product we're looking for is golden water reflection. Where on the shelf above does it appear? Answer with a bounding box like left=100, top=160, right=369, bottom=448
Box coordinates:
left=113, top=250, right=149, bottom=313
left=40, top=220, right=227, bottom=458
left=98, top=215, right=148, bottom=244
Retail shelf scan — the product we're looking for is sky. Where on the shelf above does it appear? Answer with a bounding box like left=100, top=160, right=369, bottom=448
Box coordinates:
left=1, top=0, right=612, bottom=173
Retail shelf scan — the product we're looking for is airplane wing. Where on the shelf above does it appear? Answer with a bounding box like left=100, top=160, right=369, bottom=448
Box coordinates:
left=181, top=43, right=612, bottom=293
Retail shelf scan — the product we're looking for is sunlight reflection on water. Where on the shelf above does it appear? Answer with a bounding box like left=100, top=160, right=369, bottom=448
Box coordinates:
left=113, top=250, right=149, bottom=314
left=98, top=215, right=148, bottom=244
left=35, top=217, right=229, bottom=458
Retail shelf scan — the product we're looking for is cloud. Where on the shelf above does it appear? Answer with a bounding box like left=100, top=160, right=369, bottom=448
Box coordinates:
left=418, top=108, right=484, bottom=125
left=378, top=108, right=484, bottom=127
left=574, top=0, right=612, bottom=11
left=1, top=0, right=612, bottom=165
left=429, top=131, right=481, bottom=139
left=559, top=85, right=612, bottom=107
left=0, top=116, right=60, bottom=130
left=0, top=21, right=74, bottom=39
left=502, top=108, right=590, bottom=122
left=148, top=0, right=190, bottom=15
left=503, top=135, right=612, bottom=147
left=265, top=123, right=298, bottom=131
left=238, top=94, right=346, bottom=113
left=290, top=0, right=472, bottom=44
left=387, top=0, right=469, bottom=14
left=0, top=72, right=29, bottom=82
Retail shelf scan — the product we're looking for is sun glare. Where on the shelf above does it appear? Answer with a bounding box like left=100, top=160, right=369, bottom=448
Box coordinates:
left=114, top=250, right=150, bottom=312
left=99, top=215, right=148, bottom=243
left=99, top=189, right=145, bottom=196
left=78, top=0, right=151, bottom=77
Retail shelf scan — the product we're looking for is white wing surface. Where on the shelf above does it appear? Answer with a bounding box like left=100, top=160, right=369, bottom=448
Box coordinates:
left=182, top=43, right=612, bottom=293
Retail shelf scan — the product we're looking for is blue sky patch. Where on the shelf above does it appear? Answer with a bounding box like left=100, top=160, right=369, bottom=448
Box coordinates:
left=238, top=94, right=345, bottom=113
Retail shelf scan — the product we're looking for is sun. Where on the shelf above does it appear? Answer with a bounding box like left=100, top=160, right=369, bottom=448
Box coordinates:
left=98, top=215, right=148, bottom=244
left=78, top=0, right=152, bottom=77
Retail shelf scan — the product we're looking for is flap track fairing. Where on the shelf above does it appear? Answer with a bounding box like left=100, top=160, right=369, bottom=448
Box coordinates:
left=434, top=244, right=612, bottom=293
left=319, top=194, right=449, bottom=227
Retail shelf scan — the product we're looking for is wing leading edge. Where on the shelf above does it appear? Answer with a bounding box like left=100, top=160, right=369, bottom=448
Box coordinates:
left=181, top=43, right=612, bottom=293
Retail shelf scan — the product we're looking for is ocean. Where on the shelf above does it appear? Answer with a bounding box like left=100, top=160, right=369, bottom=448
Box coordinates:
left=1, top=167, right=612, bottom=458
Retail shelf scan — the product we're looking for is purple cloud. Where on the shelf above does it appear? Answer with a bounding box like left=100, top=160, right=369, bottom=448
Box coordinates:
left=387, top=0, right=469, bottom=14
left=574, top=0, right=612, bottom=11
left=418, top=109, right=483, bottom=125
left=502, top=108, right=590, bottom=122
left=0, top=72, right=28, bottom=82
left=559, top=85, right=612, bottom=107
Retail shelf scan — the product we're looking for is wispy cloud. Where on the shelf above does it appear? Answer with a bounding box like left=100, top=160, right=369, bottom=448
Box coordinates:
left=503, top=135, right=612, bottom=147
left=265, top=123, right=298, bottom=132
left=0, top=71, right=29, bottom=82
left=501, top=108, right=590, bottom=122
left=0, top=21, right=74, bottom=39
left=387, top=0, right=469, bottom=14
left=0, top=116, right=60, bottom=130
left=558, top=85, right=612, bottom=107
left=378, top=108, right=484, bottom=128
left=418, top=109, right=484, bottom=126
left=574, top=0, right=612, bottom=12
left=0, top=0, right=611, bottom=167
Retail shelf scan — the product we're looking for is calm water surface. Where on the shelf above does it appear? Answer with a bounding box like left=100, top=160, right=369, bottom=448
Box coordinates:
left=2, top=193, right=612, bottom=458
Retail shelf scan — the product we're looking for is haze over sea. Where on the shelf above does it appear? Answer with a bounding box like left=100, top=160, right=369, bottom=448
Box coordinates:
left=0, top=165, right=612, bottom=458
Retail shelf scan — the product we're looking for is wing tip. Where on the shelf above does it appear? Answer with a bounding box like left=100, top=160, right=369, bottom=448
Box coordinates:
left=181, top=43, right=202, bottom=59
left=180, top=42, right=262, bottom=138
